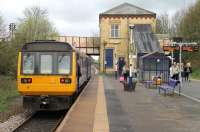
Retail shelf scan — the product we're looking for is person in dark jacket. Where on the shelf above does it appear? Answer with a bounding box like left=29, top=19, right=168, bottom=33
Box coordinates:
left=184, top=63, right=192, bottom=81
left=118, top=58, right=125, bottom=76
left=122, top=65, right=129, bottom=82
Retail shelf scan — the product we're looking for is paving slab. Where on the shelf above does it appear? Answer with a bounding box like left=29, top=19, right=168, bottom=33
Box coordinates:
left=56, top=74, right=200, bottom=132
left=180, top=80, right=200, bottom=100
left=103, top=75, right=200, bottom=132
left=56, top=76, right=98, bottom=132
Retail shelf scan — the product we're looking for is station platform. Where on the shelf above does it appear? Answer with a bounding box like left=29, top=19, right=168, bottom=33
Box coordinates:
left=56, top=75, right=200, bottom=132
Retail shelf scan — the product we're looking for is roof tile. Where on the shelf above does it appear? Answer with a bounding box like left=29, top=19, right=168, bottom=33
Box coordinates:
left=101, top=3, right=156, bottom=15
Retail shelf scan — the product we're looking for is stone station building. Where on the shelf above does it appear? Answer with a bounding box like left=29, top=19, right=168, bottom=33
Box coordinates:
left=99, top=3, right=157, bottom=72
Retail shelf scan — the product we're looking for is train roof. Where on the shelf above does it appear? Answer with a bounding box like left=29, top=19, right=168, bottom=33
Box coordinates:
left=21, top=40, right=90, bottom=58
left=21, top=40, right=76, bottom=52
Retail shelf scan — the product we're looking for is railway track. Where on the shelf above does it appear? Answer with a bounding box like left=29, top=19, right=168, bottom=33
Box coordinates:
left=13, top=80, right=91, bottom=132
left=13, top=110, right=67, bottom=132
left=13, top=67, right=96, bottom=132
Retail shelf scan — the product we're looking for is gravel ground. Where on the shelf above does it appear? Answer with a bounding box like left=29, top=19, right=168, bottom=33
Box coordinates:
left=0, top=96, right=33, bottom=132
left=0, top=96, right=24, bottom=122
left=0, top=110, right=33, bottom=132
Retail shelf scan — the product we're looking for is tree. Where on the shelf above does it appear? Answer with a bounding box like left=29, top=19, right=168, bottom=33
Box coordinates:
left=0, top=15, right=5, bottom=37
left=178, top=1, right=200, bottom=41
left=170, top=9, right=185, bottom=37
left=156, top=13, right=170, bottom=34
left=15, top=6, right=58, bottom=44
left=171, top=1, right=200, bottom=70
left=0, top=7, right=59, bottom=75
left=0, top=15, right=15, bottom=75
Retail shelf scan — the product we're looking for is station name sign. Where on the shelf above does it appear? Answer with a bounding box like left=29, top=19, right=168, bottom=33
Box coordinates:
left=163, top=45, right=199, bottom=52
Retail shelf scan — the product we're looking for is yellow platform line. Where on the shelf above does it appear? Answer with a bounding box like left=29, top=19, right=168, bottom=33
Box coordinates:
left=93, top=76, right=110, bottom=132
left=56, top=78, right=93, bottom=132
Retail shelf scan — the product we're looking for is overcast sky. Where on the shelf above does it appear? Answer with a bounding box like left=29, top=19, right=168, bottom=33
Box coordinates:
left=0, top=0, right=197, bottom=36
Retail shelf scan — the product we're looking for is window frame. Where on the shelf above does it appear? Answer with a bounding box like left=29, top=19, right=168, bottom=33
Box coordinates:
left=111, top=24, right=120, bottom=38
left=21, top=52, right=36, bottom=75
left=21, top=52, right=72, bottom=75
left=39, top=53, right=54, bottom=75
left=56, top=52, right=72, bottom=75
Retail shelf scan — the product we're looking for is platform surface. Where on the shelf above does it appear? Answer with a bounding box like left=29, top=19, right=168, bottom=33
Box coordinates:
left=56, top=75, right=200, bottom=132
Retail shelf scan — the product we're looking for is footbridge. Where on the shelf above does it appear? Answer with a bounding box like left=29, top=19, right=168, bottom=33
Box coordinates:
left=55, top=36, right=100, bottom=56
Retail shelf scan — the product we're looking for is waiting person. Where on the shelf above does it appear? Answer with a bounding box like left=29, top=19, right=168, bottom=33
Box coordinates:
left=118, top=58, right=126, bottom=76
left=184, top=62, right=192, bottom=81
left=169, top=64, right=174, bottom=79
left=173, top=63, right=180, bottom=81
left=114, top=60, right=118, bottom=80
left=122, top=65, right=129, bottom=82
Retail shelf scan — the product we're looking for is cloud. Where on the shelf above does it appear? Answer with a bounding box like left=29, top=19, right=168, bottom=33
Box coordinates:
left=0, top=0, right=197, bottom=36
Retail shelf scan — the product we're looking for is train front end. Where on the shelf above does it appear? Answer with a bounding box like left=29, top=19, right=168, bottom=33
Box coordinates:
left=17, top=41, right=77, bottom=110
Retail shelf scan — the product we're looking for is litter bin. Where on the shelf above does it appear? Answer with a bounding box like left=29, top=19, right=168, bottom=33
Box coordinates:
left=124, top=77, right=137, bottom=91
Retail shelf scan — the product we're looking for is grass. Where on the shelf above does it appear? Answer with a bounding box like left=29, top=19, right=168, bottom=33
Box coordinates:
left=191, top=69, right=200, bottom=80
left=0, top=75, right=19, bottom=112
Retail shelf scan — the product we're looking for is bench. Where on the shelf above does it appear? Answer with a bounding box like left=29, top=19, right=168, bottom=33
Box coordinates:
left=143, top=76, right=161, bottom=89
left=143, top=80, right=153, bottom=88
left=158, top=79, right=178, bottom=96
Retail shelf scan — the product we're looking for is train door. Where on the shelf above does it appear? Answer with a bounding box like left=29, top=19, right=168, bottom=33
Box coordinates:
left=76, top=54, right=80, bottom=91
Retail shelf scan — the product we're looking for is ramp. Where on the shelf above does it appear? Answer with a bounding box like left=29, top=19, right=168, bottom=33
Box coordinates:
left=133, top=24, right=162, bottom=53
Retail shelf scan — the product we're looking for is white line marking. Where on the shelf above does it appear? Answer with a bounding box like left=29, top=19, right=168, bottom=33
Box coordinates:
left=191, top=79, right=200, bottom=82
left=175, top=91, right=200, bottom=103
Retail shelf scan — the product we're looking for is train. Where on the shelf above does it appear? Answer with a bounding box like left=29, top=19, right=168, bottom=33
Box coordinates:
left=17, top=40, right=92, bottom=110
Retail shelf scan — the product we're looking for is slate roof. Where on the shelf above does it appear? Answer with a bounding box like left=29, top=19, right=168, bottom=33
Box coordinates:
left=132, top=24, right=162, bottom=53
left=100, top=3, right=156, bottom=16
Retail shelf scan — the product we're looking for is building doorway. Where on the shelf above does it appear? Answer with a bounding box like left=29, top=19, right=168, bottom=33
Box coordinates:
left=105, top=49, right=114, bottom=68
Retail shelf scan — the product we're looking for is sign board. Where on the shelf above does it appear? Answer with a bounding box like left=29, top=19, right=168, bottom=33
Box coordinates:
left=193, top=45, right=199, bottom=52
left=163, top=46, right=179, bottom=52
left=163, top=45, right=199, bottom=52
left=129, top=55, right=137, bottom=59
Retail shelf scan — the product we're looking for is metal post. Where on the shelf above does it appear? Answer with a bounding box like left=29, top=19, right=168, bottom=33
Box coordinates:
left=171, top=40, right=174, bottom=64
left=156, top=59, right=160, bottom=89
left=171, top=42, right=198, bottom=95
left=129, top=26, right=133, bottom=77
left=179, top=44, right=182, bottom=96
left=156, top=60, right=157, bottom=89
left=171, top=49, right=174, bottom=64
left=128, top=26, right=135, bottom=90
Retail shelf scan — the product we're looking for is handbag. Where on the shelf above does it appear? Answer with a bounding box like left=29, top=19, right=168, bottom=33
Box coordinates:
left=119, top=76, right=124, bottom=82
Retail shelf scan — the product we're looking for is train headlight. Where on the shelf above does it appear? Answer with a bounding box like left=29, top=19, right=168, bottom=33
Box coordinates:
left=60, top=78, right=71, bottom=84
left=21, top=78, right=32, bottom=83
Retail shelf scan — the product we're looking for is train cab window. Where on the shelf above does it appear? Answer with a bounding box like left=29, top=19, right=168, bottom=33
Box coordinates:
left=40, top=55, right=53, bottom=74
left=22, top=54, right=35, bottom=74
left=58, top=55, right=71, bottom=74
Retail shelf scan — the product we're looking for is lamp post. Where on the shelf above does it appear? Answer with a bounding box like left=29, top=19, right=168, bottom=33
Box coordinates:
left=156, top=58, right=160, bottom=89
left=128, top=25, right=135, bottom=90
left=173, top=42, right=197, bottom=95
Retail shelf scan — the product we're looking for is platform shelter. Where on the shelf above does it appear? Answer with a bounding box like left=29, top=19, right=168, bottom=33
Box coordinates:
left=139, top=52, right=170, bottom=82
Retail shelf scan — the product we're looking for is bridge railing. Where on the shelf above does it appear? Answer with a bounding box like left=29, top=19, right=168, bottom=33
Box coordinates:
left=53, top=36, right=100, bottom=55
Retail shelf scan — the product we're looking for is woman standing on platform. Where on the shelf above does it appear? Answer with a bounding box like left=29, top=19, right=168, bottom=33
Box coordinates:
left=122, top=65, right=129, bottom=82
left=114, top=59, right=118, bottom=80
left=118, top=58, right=125, bottom=76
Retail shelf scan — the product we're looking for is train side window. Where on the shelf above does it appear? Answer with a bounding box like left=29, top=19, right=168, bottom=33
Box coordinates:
left=23, top=54, right=35, bottom=74
left=58, top=55, right=71, bottom=74
left=40, top=55, right=53, bottom=74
